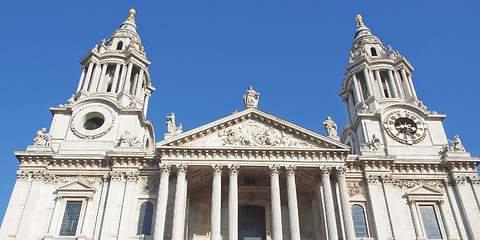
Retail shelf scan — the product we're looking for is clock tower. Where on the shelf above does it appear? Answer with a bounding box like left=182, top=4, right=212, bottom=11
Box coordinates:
left=338, top=15, right=448, bottom=158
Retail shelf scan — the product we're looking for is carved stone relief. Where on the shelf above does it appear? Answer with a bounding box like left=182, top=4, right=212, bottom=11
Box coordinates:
left=141, top=177, right=159, bottom=195
left=347, top=182, right=364, bottom=197
left=393, top=179, right=443, bottom=188
left=183, top=119, right=319, bottom=148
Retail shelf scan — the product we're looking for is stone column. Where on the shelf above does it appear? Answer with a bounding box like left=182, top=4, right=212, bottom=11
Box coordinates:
left=336, top=167, right=355, bottom=240
left=363, top=68, right=373, bottom=97
left=381, top=177, right=404, bottom=239
left=351, top=74, right=362, bottom=102
left=118, top=171, right=139, bottom=240
left=343, top=99, right=352, bottom=125
left=387, top=70, right=399, bottom=98
left=444, top=178, right=468, bottom=240
left=365, top=174, right=388, bottom=240
left=269, top=165, right=283, bottom=240
left=374, top=70, right=385, bottom=98
left=110, top=63, right=121, bottom=93
left=154, top=164, right=171, bottom=240
left=117, top=63, right=127, bottom=93
left=285, top=166, right=301, bottom=240
left=172, top=165, right=188, bottom=240
left=76, top=67, right=86, bottom=93
left=144, top=93, right=151, bottom=117
left=407, top=75, right=418, bottom=98
left=100, top=171, right=125, bottom=240
left=320, top=166, right=338, bottom=239
left=99, top=64, right=110, bottom=92
left=135, top=69, right=145, bottom=98
left=82, top=62, right=95, bottom=91
left=452, top=175, right=480, bottom=239
left=228, top=165, right=239, bottom=240
left=211, top=165, right=222, bottom=240
left=408, top=200, right=424, bottom=239
left=91, top=63, right=105, bottom=93
left=392, top=70, right=405, bottom=98
left=438, top=200, right=457, bottom=240
left=400, top=69, right=413, bottom=97
left=123, top=62, right=134, bottom=93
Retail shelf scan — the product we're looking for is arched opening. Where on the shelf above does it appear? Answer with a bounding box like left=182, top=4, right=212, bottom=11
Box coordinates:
left=137, top=202, right=154, bottom=236
left=352, top=204, right=369, bottom=238
left=370, top=47, right=377, bottom=56
left=116, top=41, right=123, bottom=50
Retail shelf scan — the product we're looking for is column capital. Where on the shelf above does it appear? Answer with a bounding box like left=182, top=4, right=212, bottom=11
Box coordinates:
left=228, top=164, right=240, bottom=175
left=269, top=165, right=280, bottom=176
left=319, top=166, right=332, bottom=176
left=176, top=164, right=188, bottom=174
left=212, top=164, right=223, bottom=175
left=365, top=173, right=380, bottom=184
left=126, top=171, right=139, bottom=182
left=159, top=164, right=171, bottom=174
left=335, top=166, right=347, bottom=176
left=469, top=175, right=480, bottom=185
left=285, top=165, right=297, bottom=176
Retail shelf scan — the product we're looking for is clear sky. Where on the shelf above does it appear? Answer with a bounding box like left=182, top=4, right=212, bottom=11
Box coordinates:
left=0, top=1, right=479, bottom=224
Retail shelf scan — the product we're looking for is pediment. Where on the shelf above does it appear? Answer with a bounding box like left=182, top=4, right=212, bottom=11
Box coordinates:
left=405, top=184, right=444, bottom=202
left=56, top=181, right=96, bottom=198
left=156, top=108, right=348, bottom=150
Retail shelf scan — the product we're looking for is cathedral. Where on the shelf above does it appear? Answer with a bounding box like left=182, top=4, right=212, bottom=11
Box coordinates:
left=1, top=9, right=479, bottom=240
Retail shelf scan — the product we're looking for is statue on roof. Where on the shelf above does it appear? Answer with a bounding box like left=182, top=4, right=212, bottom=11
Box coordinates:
left=34, top=127, right=51, bottom=146
left=322, top=116, right=338, bottom=138
left=243, top=86, right=260, bottom=109
left=166, top=113, right=183, bottom=134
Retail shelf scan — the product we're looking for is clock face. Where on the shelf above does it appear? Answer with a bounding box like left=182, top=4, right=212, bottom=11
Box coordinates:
left=383, top=111, right=427, bottom=145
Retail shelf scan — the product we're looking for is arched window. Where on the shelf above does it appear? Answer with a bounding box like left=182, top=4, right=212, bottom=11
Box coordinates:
left=370, top=47, right=377, bottom=56
left=352, top=204, right=369, bottom=238
left=137, top=202, right=154, bottom=236
left=117, top=41, right=123, bottom=50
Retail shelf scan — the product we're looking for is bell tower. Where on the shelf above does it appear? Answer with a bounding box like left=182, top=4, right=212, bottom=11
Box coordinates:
left=338, top=15, right=449, bottom=158
left=46, top=9, right=156, bottom=155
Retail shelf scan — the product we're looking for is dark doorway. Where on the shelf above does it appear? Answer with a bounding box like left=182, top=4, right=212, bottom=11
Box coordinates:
left=238, top=205, right=266, bottom=240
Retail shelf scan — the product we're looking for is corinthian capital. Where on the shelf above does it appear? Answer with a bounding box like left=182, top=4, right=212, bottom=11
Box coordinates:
left=285, top=165, right=297, bottom=176
left=212, top=164, right=223, bottom=175
left=269, top=165, right=280, bottom=176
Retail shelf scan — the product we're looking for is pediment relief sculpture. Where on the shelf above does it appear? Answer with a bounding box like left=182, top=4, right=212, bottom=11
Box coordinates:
left=183, top=119, right=319, bottom=148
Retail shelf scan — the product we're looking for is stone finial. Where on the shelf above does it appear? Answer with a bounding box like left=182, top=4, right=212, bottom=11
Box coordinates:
left=356, top=14, right=364, bottom=27
left=243, top=86, right=260, bottom=109
left=128, top=9, right=136, bottom=22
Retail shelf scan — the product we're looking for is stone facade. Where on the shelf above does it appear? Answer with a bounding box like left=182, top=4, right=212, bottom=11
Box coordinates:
left=0, top=11, right=479, bottom=240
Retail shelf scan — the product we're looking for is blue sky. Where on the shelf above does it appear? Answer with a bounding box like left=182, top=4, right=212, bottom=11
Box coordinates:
left=0, top=1, right=479, bottom=223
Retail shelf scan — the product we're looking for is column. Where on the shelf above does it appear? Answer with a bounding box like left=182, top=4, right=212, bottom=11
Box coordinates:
left=82, top=62, right=95, bottom=91
left=408, top=200, right=424, bottom=239
left=123, top=62, right=134, bottom=93
left=365, top=174, right=388, bottom=240
left=438, top=200, right=458, bottom=240
left=351, top=74, right=362, bottom=103
left=76, top=67, right=86, bottom=93
left=154, top=165, right=171, bottom=240
left=387, top=70, right=399, bottom=98
left=320, top=166, right=338, bottom=239
left=363, top=68, right=373, bottom=97
left=285, top=166, right=301, bottom=240
left=452, top=175, right=480, bottom=239
left=444, top=178, right=468, bottom=240
left=144, top=93, right=151, bottom=117
left=118, top=172, right=139, bottom=240
left=135, top=69, right=145, bottom=98
left=269, top=165, right=283, bottom=240
left=116, top=64, right=127, bottom=93
left=228, top=165, right=239, bottom=240
left=400, top=69, right=413, bottom=97
left=381, top=177, right=404, bottom=239
left=336, top=167, right=355, bottom=240
left=374, top=70, right=385, bottom=98
left=110, top=63, right=121, bottom=93
left=407, top=75, right=418, bottom=98
left=211, top=165, right=222, bottom=240
left=98, top=64, right=109, bottom=92
left=90, top=63, right=103, bottom=92
left=100, top=172, right=125, bottom=240
left=172, top=165, right=188, bottom=240
left=343, top=99, right=352, bottom=125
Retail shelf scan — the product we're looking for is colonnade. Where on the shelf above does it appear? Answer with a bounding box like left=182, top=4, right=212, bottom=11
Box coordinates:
left=153, top=164, right=356, bottom=240
left=76, top=61, right=145, bottom=97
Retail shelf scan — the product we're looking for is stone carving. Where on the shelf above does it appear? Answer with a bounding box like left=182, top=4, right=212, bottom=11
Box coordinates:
left=361, top=134, right=384, bottom=151
left=447, top=135, right=466, bottom=152
left=322, top=116, right=338, bottom=138
left=228, top=165, right=239, bottom=175
left=142, top=177, right=159, bottom=195
left=347, top=182, right=364, bottom=197
left=393, top=179, right=443, bottom=188
left=365, top=174, right=379, bottom=184
left=34, top=128, right=51, bottom=146
left=243, top=86, right=260, bottom=109
left=212, top=164, right=223, bottom=175
left=16, top=170, right=30, bottom=180
left=55, top=176, right=104, bottom=185
left=418, top=101, right=427, bottom=111
left=166, top=113, right=183, bottom=134
left=66, top=94, right=75, bottom=105
left=119, top=130, right=142, bottom=148
left=187, top=119, right=318, bottom=148
left=469, top=176, right=480, bottom=185
left=285, top=165, right=297, bottom=175
left=269, top=165, right=280, bottom=175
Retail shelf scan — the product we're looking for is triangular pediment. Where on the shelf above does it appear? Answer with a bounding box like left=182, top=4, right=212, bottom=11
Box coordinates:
left=156, top=108, right=348, bottom=150
left=405, top=184, right=444, bottom=202
left=56, top=181, right=96, bottom=198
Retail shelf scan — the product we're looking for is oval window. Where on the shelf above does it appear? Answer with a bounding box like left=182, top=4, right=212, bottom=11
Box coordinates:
left=83, top=117, right=105, bottom=130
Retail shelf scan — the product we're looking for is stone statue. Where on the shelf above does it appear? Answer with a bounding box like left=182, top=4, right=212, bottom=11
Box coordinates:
left=67, top=94, right=75, bottom=105
left=243, top=86, right=260, bottom=109
left=119, top=130, right=141, bottom=147
left=166, top=113, right=183, bottom=134
left=449, top=135, right=465, bottom=152
left=361, top=134, right=384, bottom=151
left=34, top=128, right=51, bottom=146
left=322, top=116, right=338, bottom=137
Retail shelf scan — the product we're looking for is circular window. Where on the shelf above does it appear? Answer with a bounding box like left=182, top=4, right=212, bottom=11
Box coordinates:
left=84, top=117, right=105, bottom=130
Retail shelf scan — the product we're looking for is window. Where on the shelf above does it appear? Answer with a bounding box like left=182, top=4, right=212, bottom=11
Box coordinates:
left=419, top=205, right=442, bottom=239
left=59, top=201, right=83, bottom=236
left=370, top=47, right=377, bottom=56
left=245, top=178, right=256, bottom=185
left=137, top=202, right=154, bottom=235
left=117, top=41, right=123, bottom=50
left=351, top=204, right=369, bottom=238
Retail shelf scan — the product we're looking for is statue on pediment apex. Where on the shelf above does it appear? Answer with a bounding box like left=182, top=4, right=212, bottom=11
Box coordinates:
left=323, top=116, right=338, bottom=138
left=243, top=86, right=260, bottom=109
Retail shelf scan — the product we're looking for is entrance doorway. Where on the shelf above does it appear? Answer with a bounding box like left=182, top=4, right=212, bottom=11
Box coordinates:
left=238, top=205, right=266, bottom=240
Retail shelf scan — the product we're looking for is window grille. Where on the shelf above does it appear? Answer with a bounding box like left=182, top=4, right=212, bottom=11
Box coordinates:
left=137, top=202, right=154, bottom=235
left=419, top=205, right=442, bottom=239
left=59, top=201, right=82, bottom=236
left=351, top=204, right=369, bottom=238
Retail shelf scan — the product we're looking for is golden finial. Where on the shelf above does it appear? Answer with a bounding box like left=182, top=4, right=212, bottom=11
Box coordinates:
left=232, top=110, right=238, bottom=115
left=356, top=14, right=364, bottom=27
left=128, top=9, right=136, bottom=22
